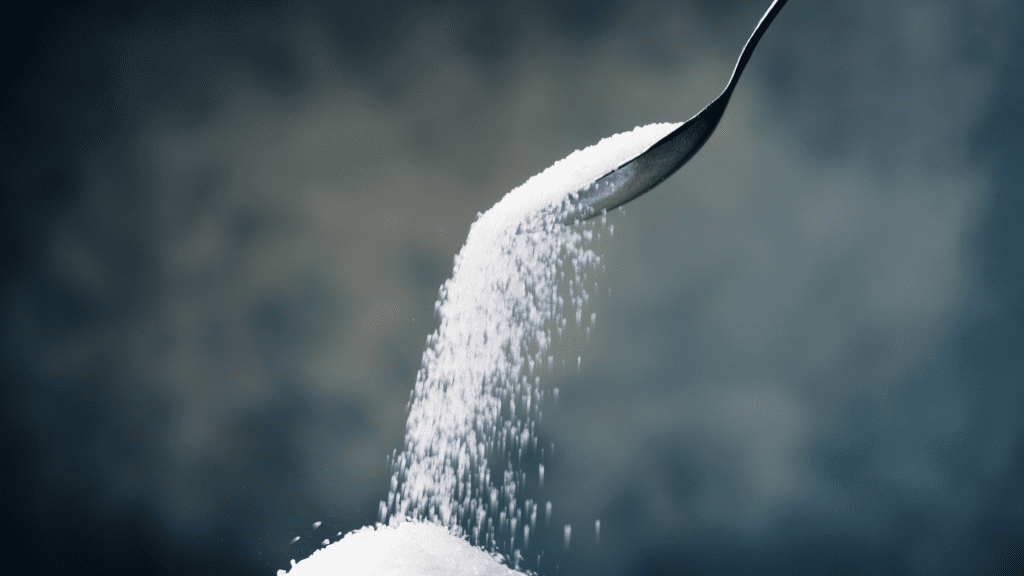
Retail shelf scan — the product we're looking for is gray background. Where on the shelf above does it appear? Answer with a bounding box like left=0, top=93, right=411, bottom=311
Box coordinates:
left=3, top=1, right=1022, bottom=575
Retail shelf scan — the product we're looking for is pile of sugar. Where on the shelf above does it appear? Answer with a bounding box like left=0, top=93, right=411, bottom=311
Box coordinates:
left=280, top=522, right=522, bottom=576
left=285, top=120, right=681, bottom=575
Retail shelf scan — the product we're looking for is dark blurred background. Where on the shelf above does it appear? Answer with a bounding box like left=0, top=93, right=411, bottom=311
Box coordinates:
left=3, top=1, right=1023, bottom=574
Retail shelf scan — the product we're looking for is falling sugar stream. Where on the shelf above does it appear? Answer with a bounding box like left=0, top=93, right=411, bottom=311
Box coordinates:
left=378, top=121, right=682, bottom=567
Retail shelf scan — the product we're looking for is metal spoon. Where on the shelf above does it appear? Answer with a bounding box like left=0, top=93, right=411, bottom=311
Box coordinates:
left=567, top=0, right=788, bottom=221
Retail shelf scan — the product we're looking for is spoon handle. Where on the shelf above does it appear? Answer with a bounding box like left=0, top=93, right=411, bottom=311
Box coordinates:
left=723, top=0, right=789, bottom=103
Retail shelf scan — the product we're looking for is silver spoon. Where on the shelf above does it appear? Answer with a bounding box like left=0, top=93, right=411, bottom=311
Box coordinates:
left=567, top=0, right=788, bottom=222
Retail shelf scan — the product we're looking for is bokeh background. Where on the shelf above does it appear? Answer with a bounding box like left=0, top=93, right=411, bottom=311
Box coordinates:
left=3, top=0, right=1023, bottom=574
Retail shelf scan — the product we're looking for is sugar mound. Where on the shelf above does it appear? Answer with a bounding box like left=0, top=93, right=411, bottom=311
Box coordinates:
left=281, top=521, right=525, bottom=576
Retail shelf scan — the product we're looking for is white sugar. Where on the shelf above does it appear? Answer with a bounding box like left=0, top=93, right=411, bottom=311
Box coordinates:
left=386, top=121, right=677, bottom=545
left=289, top=120, right=679, bottom=573
left=282, top=522, right=523, bottom=576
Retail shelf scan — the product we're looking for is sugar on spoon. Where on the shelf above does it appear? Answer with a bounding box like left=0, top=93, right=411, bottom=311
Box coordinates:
left=565, top=0, right=788, bottom=222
